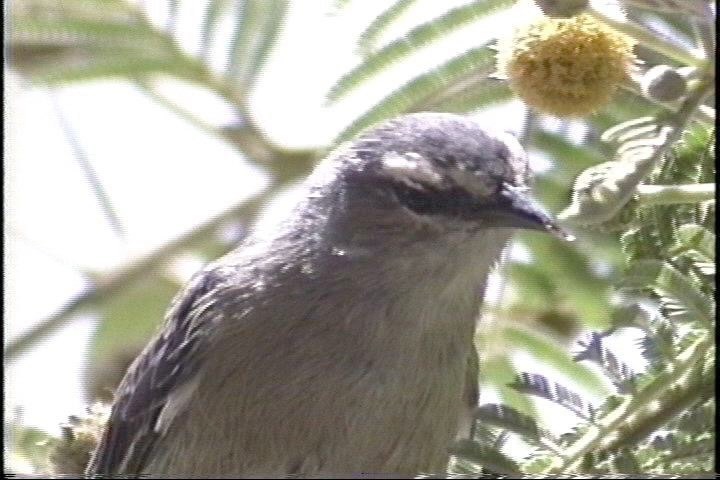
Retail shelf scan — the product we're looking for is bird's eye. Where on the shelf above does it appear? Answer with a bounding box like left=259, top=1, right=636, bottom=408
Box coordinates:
left=393, top=183, right=436, bottom=214
left=390, top=182, right=479, bottom=218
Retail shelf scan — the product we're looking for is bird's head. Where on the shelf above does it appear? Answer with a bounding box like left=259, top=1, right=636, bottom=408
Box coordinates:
left=307, top=112, right=569, bottom=249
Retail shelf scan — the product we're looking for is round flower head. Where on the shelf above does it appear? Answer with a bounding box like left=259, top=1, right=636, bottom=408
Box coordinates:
left=496, top=13, right=635, bottom=117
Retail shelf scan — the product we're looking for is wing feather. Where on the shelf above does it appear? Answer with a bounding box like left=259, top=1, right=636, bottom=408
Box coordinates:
left=86, top=267, right=226, bottom=476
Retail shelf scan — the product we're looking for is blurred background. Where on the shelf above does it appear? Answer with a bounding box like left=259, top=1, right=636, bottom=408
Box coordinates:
left=5, top=0, right=715, bottom=476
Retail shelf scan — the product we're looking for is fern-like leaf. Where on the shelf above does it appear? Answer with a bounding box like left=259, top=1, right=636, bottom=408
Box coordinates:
left=503, top=325, right=609, bottom=395
left=226, top=0, right=289, bottom=93
left=200, top=0, right=232, bottom=60
left=449, top=439, right=521, bottom=476
left=10, top=0, right=200, bottom=84
left=327, top=0, right=514, bottom=101
left=559, top=118, right=673, bottom=227
left=510, top=372, right=596, bottom=421
left=473, top=403, right=543, bottom=443
left=574, top=332, right=637, bottom=394
left=621, top=259, right=714, bottom=326
left=357, top=0, right=418, bottom=55
left=334, top=44, right=501, bottom=142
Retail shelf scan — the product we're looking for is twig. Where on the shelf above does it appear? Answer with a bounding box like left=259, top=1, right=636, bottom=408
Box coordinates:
left=3, top=180, right=285, bottom=361
left=5, top=1, right=321, bottom=359
left=548, top=334, right=711, bottom=474
left=619, top=81, right=715, bottom=125
left=636, top=183, right=715, bottom=206
left=587, top=7, right=706, bottom=67
left=131, top=1, right=284, bottom=159
left=49, top=91, right=126, bottom=240
left=692, top=2, right=716, bottom=62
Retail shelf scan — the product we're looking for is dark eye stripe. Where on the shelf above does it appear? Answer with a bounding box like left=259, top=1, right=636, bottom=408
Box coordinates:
left=391, top=182, right=489, bottom=219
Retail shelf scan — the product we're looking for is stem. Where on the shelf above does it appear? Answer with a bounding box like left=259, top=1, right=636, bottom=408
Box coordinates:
left=49, top=92, right=126, bottom=240
left=619, top=81, right=715, bottom=125
left=587, top=8, right=705, bottom=67
left=135, top=79, right=217, bottom=138
left=547, top=334, right=711, bottom=474
left=698, top=105, right=715, bottom=123
left=129, top=3, right=284, bottom=159
left=3, top=179, right=289, bottom=361
left=606, top=72, right=715, bottom=218
left=693, top=12, right=716, bottom=62
left=6, top=1, right=325, bottom=361
left=636, top=183, right=715, bottom=206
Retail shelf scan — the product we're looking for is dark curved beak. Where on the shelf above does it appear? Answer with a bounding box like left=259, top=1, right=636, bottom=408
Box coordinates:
left=492, top=183, right=573, bottom=241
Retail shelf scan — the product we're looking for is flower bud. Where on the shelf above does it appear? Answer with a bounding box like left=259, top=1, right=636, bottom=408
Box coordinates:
left=641, top=65, right=688, bottom=103
left=496, top=14, right=635, bottom=117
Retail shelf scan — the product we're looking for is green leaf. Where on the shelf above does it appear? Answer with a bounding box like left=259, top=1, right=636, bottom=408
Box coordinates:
left=10, top=0, right=204, bottom=85
left=358, top=0, right=418, bottom=54
left=507, top=263, right=558, bottom=312
left=450, top=439, right=521, bottom=476
left=86, top=274, right=179, bottom=400
left=9, top=425, right=55, bottom=474
left=669, top=224, right=715, bottom=262
left=621, top=259, right=714, bottom=326
left=226, top=0, right=289, bottom=92
left=480, top=353, right=537, bottom=419
left=428, top=81, right=512, bottom=113
left=620, top=0, right=712, bottom=18
left=473, top=403, right=543, bottom=443
left=327, top=0, right=514, bottom=101
left=502, top=325, right=609, bottom=395
left=559, top=120, right=675, bottom=227
left=532, top=130, right=606, bottom=184
left=335, top=45, right=500, bottom=142
left=37, top=54, right=200, bottom=84
left=14, top=18, right=161, bottom=43
left=245, top=0, right=289, bottom=91
left=520, top=234, right=613, bottom=330
left=200, top=0, right=233, bottom=59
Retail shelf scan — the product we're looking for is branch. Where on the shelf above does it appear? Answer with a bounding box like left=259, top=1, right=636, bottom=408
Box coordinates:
left=619, top=81, right=715, bottom=125
left=636, top=183, right=715, bottom=206
left=546, top=333, right=712, bottom=474
left=50, top=91, right=126, bottom=240
left=128, top=2, right=290, bottom=163
left=587, top=7, right=706, bottom=67
left=3, top=179, right=288, bottom=361
left=5, top=1, right=322, bottom=360
left=560, top=70, right=714, bottom=226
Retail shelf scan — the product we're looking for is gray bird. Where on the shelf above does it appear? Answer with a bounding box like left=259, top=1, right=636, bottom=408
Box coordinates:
left=86, top=112, right=567, bottom=478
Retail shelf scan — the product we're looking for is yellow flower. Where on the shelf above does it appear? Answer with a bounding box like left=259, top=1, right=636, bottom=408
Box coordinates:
left=496, top=13, right=635, bottom=117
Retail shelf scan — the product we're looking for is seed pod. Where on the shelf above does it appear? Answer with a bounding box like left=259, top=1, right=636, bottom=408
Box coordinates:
left=641, top=65, right=688, bottom=103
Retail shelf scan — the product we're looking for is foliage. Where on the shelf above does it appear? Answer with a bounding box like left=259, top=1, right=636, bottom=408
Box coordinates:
left=457, top=119, right=716, bottom=476
left=6, top=0, right=715, bottom=476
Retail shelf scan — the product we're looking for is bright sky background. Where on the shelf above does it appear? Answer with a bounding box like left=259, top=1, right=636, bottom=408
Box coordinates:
left=5, top=0, right=645, bottom=470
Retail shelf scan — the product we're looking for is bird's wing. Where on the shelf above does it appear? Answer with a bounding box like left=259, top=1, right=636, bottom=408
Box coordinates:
left=86, top=267, right=226, bottom=476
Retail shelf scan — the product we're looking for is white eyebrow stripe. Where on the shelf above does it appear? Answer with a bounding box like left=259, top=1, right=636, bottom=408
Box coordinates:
left=380, top=151, right=445, bottom=187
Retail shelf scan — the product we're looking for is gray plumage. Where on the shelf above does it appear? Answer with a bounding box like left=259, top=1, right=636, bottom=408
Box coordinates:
left=87, top=112, right=565, bottom=477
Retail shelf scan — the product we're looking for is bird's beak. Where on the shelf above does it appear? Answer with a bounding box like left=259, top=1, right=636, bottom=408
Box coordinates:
left=493, top=183, right=573, bottom=241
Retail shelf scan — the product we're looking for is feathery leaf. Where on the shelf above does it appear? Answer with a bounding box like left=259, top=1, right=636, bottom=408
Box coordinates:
left=328, top=0, right=514, bottom=101
left=357, top=0, right=418, bottom=55
left=335, top=44, right=500, bottom=142
left=621, top=259, right=714, bottom=326
left=510, top=372, right=596, bottom=421
left=503, top=325, right=609, bottom=395
left=449, top=439, right=521, bottom=476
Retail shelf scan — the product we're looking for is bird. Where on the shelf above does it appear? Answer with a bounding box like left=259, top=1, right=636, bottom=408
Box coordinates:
left=86, top=112, right=568, bottom=478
